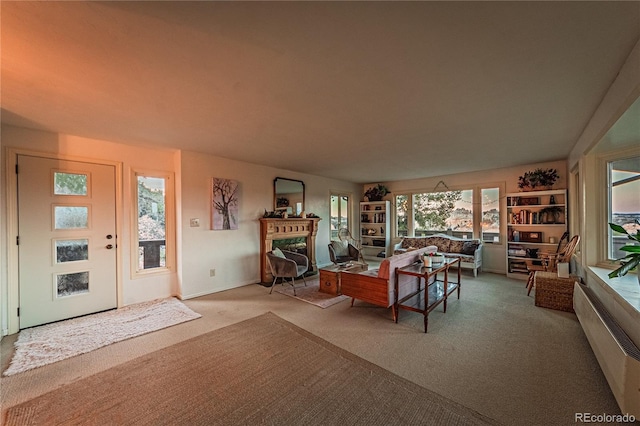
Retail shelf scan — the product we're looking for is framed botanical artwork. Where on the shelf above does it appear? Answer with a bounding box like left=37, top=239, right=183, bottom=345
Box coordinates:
left=211, top=178, right=239, bottom=230
left=520, top=231, right=542, bottom=243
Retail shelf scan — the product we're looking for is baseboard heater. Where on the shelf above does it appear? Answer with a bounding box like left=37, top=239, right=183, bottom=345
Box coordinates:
left=573, top=283, right=640, bottom=417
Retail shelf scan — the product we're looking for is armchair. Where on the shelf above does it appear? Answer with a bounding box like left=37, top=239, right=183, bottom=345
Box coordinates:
left=266, top=249, right=309, bottom=296
left=328, top=240, right=361, bottom=265
left=338, top=228, right=365, bottom=263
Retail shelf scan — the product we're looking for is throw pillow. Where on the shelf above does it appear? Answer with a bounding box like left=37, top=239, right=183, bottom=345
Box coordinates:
left=272, top=247, right=286, bottom=258
left=461, top=241, right=479, bottom=255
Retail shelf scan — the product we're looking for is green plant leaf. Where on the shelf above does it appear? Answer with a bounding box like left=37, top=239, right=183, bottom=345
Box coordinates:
left=608, top=222, right=629, bottom=235
left=620, top=245, right=640, bottom=253
left=608, top=256, right=640, bottom=278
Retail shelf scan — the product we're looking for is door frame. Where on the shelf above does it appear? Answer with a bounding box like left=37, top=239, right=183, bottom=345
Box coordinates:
left=5, top=148, right=123, bottom=335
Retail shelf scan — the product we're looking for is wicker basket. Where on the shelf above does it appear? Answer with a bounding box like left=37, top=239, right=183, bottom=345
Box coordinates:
left=534, top=271, right=576, bottom=313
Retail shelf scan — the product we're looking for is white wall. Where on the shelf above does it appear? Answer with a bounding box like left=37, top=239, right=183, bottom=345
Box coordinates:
left=0, top=126, right=180, bottom=319
left=178, top=150, right=361, bottom=299
left=0, top=126, right=362, bottom=333
left=365, top=159, right=569, bottom=274
left=566, top=39, right=640, bottom=345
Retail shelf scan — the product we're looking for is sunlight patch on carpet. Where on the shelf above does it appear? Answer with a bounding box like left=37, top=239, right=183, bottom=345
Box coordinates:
left=3, top=297, right=201, bottom=376
left=273, top=277, right=350, bottom=308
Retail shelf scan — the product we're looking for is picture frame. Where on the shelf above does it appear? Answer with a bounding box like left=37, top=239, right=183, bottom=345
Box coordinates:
left=518, top=197, right=539, bottom=206
left=520, top=231, right=542, bottom=243
left=211, top=178, right=239, bottom=230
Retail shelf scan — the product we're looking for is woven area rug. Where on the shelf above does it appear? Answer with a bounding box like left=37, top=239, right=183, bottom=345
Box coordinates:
left=4, top=312, right=499, bottom=426
left=3, top=297, right=201, bottom=376
left=273, top=276, right=350, bottom=308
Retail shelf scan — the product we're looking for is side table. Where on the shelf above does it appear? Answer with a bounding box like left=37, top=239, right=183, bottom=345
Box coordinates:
left=533, top=271, right=578, bottom=313
left=319, top=263, right=368, bottom=296
left=395, top=257, right=461, bottom=333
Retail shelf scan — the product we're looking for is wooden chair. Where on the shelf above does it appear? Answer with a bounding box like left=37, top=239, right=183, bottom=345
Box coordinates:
left=525, top=234, right=580, bottom=296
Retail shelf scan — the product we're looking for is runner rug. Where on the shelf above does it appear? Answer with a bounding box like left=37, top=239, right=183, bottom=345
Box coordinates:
left=3, top=297, right=201, bottom=376
left=4, top=312, right=499, bottom=426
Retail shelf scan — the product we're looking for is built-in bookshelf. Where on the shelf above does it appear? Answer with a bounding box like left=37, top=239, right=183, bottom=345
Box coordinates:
left=359, top=201, right=391, bottom=260
left=506, top=189, right=567, bottom=279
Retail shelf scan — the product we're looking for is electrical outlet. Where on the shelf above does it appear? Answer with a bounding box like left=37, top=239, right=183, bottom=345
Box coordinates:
left=190, top=218, right=200, bottom=227
left=209, top=269, right=216, bottom=277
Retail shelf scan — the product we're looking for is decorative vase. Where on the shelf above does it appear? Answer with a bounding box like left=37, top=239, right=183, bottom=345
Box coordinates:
left=423, top=256, right=432, bottom=267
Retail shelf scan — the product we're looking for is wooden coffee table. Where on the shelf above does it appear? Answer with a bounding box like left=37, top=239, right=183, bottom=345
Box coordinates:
left=319, top=263, right=368, bottom=296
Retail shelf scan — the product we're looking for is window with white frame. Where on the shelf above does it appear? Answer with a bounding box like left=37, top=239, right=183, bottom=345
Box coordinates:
left=607, top=155, right=640, bottom=261
left=481, top=187, right=500, bottom=243
left=395, top=187, right=499, bottom=242
left=395, top=194, right=410, bottom=237
left=133, top=171, right=174, bottom=275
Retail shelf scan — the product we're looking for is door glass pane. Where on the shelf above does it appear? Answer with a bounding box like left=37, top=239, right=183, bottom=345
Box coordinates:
left=330, top=195, right=340, bottom=240
left=56, top=271, right=89, bottom=297
left=339, top=196, right=348, bottom=230
left=54, top=172, right=88, bottom=195
left=330, top=194, right=350, bottom=241
left=55, top=239, right=89, bottom=263
left=137, top=176, right=166, bottom=270
left=54, top=206, right=89, bottom=229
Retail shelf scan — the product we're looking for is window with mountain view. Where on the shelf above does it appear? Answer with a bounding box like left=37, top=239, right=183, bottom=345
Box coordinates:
left=481, top=188, right=500, bottom=243
left=608, top=156, right=640, bottom=260
left=396, top=187, right=499, bottom=241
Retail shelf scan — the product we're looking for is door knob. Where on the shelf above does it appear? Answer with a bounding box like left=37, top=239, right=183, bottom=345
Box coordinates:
left=106, top=244, right=114, bottom=249
left=106, top=235, right=113, bottom=239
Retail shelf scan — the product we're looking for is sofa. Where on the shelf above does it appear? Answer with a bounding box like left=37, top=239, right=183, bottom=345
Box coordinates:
left=393, top=234, right=482, bottom=276
left=340, top=246, right=437, bottom=321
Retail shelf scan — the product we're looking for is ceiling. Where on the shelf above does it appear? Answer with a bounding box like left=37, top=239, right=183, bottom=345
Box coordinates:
left=2, top=1, right=639, bottom=183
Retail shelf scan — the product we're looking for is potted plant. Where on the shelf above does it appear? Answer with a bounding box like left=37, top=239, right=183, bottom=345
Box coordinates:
left=364, top=184, right=389, bottom=202
left=423, top=252, right=444, bottom=267
left=518, top=168, right=559, bottom=191
left=608, top=220, right=640, bottom=284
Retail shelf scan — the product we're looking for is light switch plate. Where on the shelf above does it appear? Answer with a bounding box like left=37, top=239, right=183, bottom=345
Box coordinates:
left=190, top=218, right=200, bottom=227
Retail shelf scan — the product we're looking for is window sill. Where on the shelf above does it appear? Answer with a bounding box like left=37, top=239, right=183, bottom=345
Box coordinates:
left=586, top=266, right=640, bottom=316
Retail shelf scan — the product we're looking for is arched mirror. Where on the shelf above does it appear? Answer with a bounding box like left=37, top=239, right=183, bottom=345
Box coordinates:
left=274, top=177, right=305, bottom=216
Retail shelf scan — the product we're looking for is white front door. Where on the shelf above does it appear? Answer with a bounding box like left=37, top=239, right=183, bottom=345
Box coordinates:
left=17, top=155, right=117, bottom=328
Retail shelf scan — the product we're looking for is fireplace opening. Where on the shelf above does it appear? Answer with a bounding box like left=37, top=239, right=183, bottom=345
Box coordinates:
left=272, top=237, right=307, bottom=256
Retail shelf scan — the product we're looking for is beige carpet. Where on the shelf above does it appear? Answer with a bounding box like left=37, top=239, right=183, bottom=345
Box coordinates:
left=274, top=276, right=350, bottom=308
left=3, top=297, right=201, bottom=376
left=4, top=312, right=500, bottom=426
